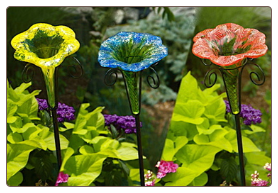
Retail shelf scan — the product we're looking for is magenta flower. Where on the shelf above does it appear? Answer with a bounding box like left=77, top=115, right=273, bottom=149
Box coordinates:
left=264, top=163, right=271, bottom=171
left=55, top=171, right=69, bottom=186
left=251, top=165, right=271, bottom=187
left=155, top=160, right=178, bottom=179
left=144, top=170, right=155, bottom=186
left=145, top=180, right=155, bottom=186
left=251, top=179, right=268, bottom=186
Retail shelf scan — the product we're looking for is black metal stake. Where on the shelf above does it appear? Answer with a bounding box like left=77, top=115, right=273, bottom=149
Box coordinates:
left=202, top=59, right=265, bottom=186
left=134, top=114, right=145, bottom=186
left=51, top=107, right=62, bottom=169
left=235, top=113, right=246, bottom=186
left=48, top=68, right=62, bottom=171
left=21, top=58, right=83, bottom=185
left=122, top=71, right=145, bottom=186
left=104, top=65, right=160, bottom=186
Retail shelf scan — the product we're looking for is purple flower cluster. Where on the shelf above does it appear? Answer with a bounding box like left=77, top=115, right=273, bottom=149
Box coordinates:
left=224, top=100, right=262, bottom=125
left=103, top=114, right=142, bottom=134
left=37, top=98, right=48, bottom=111
left=36, top=98, right=75, bottom=122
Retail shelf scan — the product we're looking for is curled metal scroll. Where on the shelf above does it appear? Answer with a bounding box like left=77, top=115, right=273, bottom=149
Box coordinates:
left=22, top=63, right=35, bottom=83
left=104, top=68, right=120, bottom=86
left=147, top=66, right=160, bottom=89
left=202, top=58, right=265, bottom=88
left=201, top=58, right=212, bottom=66
left=241, top=62, right=265, bottom=86
left=203, top=68, right=218, bottom=88
left=68, top=57, right=83, bottom=78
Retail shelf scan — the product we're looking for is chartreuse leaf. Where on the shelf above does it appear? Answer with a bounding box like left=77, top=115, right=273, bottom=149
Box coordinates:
left=7, top=171, right=23, bottom=186
left=43, top=131, right=69, bottom=151
left=204, top=97, right=227, bottom=123
left=115, top=142, right=138, bottom=160
left=7, top=81, right=40, bottom=123
left=194, top=127, right=233, bottom=152
left=225, top=129, right=260, bottom=153
left=60, top=147, right=75, bottom=172
left=79, top=145, right=95, bottom=155
left=82, top=136, right=138, bottom=160
left=8, top=124, right=69, bottom=151
left=73, top=104, right=105, bottom=136
left=172, top=100, right=205, bottom=124
left=7, top=144, right=34, bottom=181
left=64, top=154, right=107, bottom=186
left=7, top=99, right=17, bottom=118
left=188, top=172, right=208, bottom=186
left=176, top=71, right=207, bottom=104
left=176, top=144, right=221, bottom=177
left=161, top=136, right=188, bottom=161
left=163, top=167, right=199, bottom=186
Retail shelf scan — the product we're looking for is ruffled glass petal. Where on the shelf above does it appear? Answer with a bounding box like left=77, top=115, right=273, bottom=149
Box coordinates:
left=98, top=31, right=168, bottom=72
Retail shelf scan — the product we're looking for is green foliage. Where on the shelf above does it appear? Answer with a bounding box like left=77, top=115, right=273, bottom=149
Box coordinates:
left=195, top=7, right=270, bottom=32
left=151, top=7, right=175, bottom=22
left=7, top=81, right=69, bottom=185
left=7, top=80, right=143, bottom=186
left=58, top=103, right=140, bottom=186
left=159, top=72, right=270, bottom=186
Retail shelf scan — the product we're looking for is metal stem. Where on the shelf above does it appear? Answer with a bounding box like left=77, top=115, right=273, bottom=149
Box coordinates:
left=221, top=66, right=246, bottom=186
left=135, top=114, right=145, bottom=186
left=45, top=68, right=62, bottom=172
left=234, top=113, right=246, bottom=186
left=103, top=66, right=161, bottom=186
left=51, top=107, right=62, bottom=169
left=121, top=70, right=145, bottom=186
left=202, top=59, right=266, bottom=186
left=53, top=68, right=62, bottom=171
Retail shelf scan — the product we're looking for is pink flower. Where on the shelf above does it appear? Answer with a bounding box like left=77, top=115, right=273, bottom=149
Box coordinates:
left=156, top=171, right=166, bottom=179
left=251, top=163, right=271, bottom=186
left=55, top=171, right=69, bottom=186
left=144, top=170, right=156, bottom=186
left=251, top=171, right=259, bottom=179
left=155, top=160, right=178, bottom=179
left=264, top=163, right=271, bottom=171
left=251, top=178, right=268, bottom=186
left=145, top=180, right=155, bottom=186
